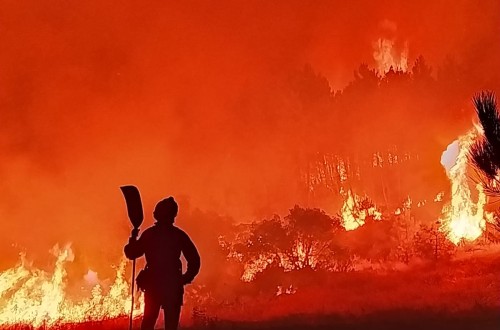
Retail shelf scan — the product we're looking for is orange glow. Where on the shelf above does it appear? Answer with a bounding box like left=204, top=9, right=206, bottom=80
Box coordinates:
left=373, top=38, right=409, bottom=76
left=341, top=190, right=382, bottom=231
left=439, top=130, right=489, bottom=244
left=0, top=246, right=143, bottom=326
left=1, top=1, right=500, bottom=327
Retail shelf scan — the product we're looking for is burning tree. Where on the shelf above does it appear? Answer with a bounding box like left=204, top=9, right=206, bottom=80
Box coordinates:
left=225, top=206, right=345, bottom=281
left=440, top=128, right=490, bottom=244
left=340, top=191, right=382, bottom=231
left=283, top=206, right=343, bottom=270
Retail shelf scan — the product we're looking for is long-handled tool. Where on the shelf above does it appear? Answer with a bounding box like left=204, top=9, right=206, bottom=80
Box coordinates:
left=120, top=185, right=144, bottom=330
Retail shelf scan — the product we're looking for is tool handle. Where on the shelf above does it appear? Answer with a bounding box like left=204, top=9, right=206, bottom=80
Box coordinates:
left=130, top=228, right=140, bottom=241
left=129, top=258, right=136, bottom=330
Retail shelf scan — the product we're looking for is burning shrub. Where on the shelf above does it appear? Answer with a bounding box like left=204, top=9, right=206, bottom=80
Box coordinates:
left=224, top=206, right=346, bottom=282
left=282, top=206, right=343, bottom=269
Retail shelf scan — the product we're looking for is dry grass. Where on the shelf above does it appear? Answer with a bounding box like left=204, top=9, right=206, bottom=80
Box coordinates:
left=198, top=250, right=500, bottom=329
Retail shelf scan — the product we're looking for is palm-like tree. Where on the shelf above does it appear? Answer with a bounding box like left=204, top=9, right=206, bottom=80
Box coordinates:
left=469, top=91, right=500, bottom=196
left=468, top=91, right=500, bottom=241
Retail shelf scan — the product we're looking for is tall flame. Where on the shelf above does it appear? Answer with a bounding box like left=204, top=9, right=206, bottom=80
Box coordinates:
left=0, top=246, right=143, bottom=327
left=373, top=38, right=409, bottom=76
left=341, top=190, right=382, bottom=231
left=440, top=129, right=488, bottom=245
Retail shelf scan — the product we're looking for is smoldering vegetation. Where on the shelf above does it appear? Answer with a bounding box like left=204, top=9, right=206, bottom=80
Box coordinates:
left=169, top=203, right=500, bottom=326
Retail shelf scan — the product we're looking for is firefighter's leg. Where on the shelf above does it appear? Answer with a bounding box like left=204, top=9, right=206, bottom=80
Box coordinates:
left=163, top=304, right=182, bottom=330
left=141, top=292, right=161, bottom=330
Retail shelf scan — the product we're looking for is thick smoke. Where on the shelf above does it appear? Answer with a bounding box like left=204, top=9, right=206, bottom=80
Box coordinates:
left=0, top=0, right=499, bottom=274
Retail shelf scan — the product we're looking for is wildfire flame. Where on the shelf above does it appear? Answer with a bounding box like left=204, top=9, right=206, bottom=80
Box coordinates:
left=341, top=190, right=382, bottom=231
left=0, top=245, right=143, bottom=327
left=439, top=129, right=489, bottom=245
left=373, top=38, right=409, bottom=76
left=241, top=254, right=274, bottom=282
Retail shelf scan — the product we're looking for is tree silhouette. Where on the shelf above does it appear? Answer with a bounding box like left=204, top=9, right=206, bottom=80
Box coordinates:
left=469, top=92, right=500, bottom=195
left=284, top=206, right=342, bottom=269
left=226, top=206, right=345, bottom=275
left=246, top=216, right=290, bottom=267
left=413, top=224, right=455, bottom=261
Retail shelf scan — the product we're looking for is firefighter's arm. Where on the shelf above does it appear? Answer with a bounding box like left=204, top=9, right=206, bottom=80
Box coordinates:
left=124, top=228, right=145, bottom=260
left=182, top=234, right=201, bottom=285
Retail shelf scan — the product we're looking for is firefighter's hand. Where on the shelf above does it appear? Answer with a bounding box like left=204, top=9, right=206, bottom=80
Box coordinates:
left=128, top=229, right=140, bottom=243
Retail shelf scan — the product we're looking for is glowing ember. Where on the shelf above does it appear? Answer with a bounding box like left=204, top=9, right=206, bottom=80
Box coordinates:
left=0, top=245, right=143, bottom=327
left=403, top=196, right=412, bottom=209
left=439, top=130, right=488, bottom=245
left=417, top=201, right=426, bottom=207
left=276, top=285, right=296, bottom=296
left=434, top=191, right=444, bottom=202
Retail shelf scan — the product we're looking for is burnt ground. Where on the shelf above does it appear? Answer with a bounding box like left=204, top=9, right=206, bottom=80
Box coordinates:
left=4, top=309, right=498, bottom=330
left=211, top=308, right=500, bottom=330
left=1, top=308, right=499, bottom=330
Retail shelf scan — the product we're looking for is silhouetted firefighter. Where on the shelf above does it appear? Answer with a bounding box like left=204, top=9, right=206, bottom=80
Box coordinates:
left=124, top=196, right=201, bottom=330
